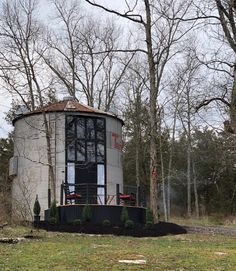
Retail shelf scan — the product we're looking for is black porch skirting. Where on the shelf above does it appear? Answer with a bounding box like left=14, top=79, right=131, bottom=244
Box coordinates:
left=45, top=204, right=146, bottom=225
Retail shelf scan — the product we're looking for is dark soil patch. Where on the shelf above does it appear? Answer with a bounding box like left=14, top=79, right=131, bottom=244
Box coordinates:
left=0, top=238, right=20, bottom=244
left=36, top=221, right=186, bottom=237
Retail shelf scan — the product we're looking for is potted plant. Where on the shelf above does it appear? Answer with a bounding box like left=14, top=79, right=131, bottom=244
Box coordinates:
left=33, top=195, right=41, bottom=224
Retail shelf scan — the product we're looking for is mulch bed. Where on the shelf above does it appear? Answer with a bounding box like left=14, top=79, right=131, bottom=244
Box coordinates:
left=35, top=221, right=187, bottom=237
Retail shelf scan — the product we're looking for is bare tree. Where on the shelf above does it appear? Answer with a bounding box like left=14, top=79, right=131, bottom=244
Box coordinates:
left=165, top=76, right=183, bottom=220
left=181, top=1, right=236, bottom=133
left=158, top=107, right=168, bottom=221
left=210, top=1, right=236, bottom=132
left=123, top=58, right=149, bottom=205
left=42, top=0, right=132, bottom=110
left=0, top=0, right=56, bottom=204
left=84, top=0, right=196, bottom=222
left=176, top=48, right=201, bottom=217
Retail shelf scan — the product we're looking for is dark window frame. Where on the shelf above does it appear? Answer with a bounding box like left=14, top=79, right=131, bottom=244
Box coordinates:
left=66, top=116, right=105, bottom=163
left=65, top=114, right=107, bottom=203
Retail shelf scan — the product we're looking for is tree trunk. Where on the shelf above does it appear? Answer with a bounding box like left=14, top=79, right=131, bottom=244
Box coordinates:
left=30, top=64, right=56, bottom=205
left=167, top=104, right=178, bottom=220
left=144, top=0, right=159, bottom=223
left=159, top=121, right=167, bottom=221
left=187, top=142, right=191, bottom=217
left=230, top=183, right=236, bottom=214
left=230, top=65, right=236, bottom=132
left=135, top=140, right=140, bottom=206
left=192, top=162, right=199, bottom=218
left=187, top=86, right=192, bottom=217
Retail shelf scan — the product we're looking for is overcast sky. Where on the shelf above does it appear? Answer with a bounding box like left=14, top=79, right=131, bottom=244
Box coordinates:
left=0, top=0, right=229, bottom=138
left=0, top=0, right=135, bottom=138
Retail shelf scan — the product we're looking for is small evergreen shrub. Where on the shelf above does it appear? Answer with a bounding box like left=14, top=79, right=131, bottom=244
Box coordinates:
left=145, top=221, right=154, bottom=230
left=48, top=217, right=57, bottom=224
left=146, top=208, right=154, bottom=224
left=33, top=195, right=41, bottom=216
left=82, top=205, right=92, bottom=222
left=72, top=219, right=82, bottom=226
left=49, top=200, right=58, bottom=223
left=102, top=219, right=111, bottom=227
left=121, top=206, right=129, bottom=224
left=125, top=219, right=134, bottom=229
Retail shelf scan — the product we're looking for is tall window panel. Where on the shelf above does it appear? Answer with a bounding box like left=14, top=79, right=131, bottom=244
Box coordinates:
left=66, top=115, right=106, bottom=180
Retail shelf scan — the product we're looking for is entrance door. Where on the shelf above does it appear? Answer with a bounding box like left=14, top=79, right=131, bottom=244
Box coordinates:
left=75, top=163, right=97, bottom=203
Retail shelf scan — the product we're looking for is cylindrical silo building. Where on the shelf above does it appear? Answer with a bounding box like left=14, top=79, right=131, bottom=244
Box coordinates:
left=10, top=98, right=124, bottom=221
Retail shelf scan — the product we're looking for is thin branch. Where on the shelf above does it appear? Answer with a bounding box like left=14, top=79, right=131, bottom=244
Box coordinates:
left=196, top=97, right=230, bottom=112
left=84, top=0, right=145, bottom=25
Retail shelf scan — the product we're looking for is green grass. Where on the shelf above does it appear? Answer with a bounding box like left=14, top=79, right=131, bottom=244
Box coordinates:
left=0, top=226, right=236, bottom=271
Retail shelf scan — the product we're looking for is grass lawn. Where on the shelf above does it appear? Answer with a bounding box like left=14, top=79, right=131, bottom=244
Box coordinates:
left=0, top=226, right=236, bottom=271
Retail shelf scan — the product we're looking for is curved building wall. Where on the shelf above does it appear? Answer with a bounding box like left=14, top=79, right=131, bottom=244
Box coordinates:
left=12, top=114, right=49, bottom=220
left=11, top=111, right=123, bottom=221
left=105, top=117, right=123, bottom=203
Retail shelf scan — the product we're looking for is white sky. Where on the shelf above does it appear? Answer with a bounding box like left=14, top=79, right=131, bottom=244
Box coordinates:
left=0, top=0, right=230, bottom=138
left=0, top=89, right=12, bottom=137
left=0, top=0, right=132, bottom=138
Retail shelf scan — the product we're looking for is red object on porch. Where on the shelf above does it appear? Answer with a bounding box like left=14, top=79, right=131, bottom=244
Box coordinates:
left=119, top=193, right=136, bottom=201
left=65, top=192, right=82, bottom=204
left=66, top=193, right=82, bottom=200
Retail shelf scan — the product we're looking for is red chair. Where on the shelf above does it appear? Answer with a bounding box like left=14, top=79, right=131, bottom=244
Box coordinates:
left=119, top=193, right=136, bottom=205
left=64, top=185, right=82, bottom=204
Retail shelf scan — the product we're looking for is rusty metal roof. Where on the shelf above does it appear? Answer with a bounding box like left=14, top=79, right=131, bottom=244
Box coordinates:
left=32, top=100, right=106, bottom=114
left=13, top=100, right=123, bottom=124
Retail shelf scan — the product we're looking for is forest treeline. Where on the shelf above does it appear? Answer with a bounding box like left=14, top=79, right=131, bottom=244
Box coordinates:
left=0, top=0, right=236, bottom=221
left=124, top=126, right=236, bottom=218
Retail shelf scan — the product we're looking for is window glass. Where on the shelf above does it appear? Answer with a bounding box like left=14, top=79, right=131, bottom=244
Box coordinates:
left=66, top=116, right=105, bottom=165
left=97, top=164, right=105, bottom=185
left=97, top=143, right=104, bottom=162
left=87, top=141, right=96, bottom=162
left=97, top=164, right=105, bottom=204
left=97, top=187, right=105, bottom=205
left=87, top=119, right=95, bottom=140
left=67, top=140, right=75, bottom=161
left=97, top=119, right=105, bottom=140
left=67, top=163, right=75, bottom=192
left=77, top=118, right=85, bottom=139
left=66, top=116, right=75, bottom=138
left=77, top=140, right=86, bottom=162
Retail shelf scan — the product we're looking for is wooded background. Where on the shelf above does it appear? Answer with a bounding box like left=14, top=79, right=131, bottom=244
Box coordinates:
left=0, top=0, right=236, bottom=222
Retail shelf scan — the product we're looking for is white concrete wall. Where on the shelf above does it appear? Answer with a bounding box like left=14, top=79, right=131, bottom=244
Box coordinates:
left=49, top=112, right=66, bottom=206
left=12, top=113, right=66, bottom=221
left=105, top=117, right=123, bottom=204
left=12, top=114, right=49, bottom=220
